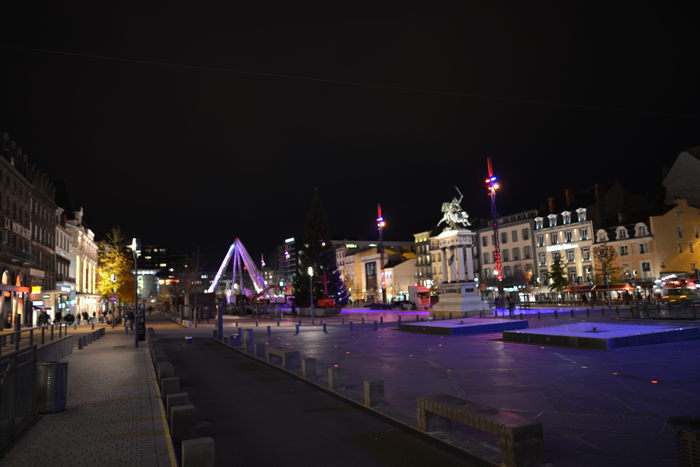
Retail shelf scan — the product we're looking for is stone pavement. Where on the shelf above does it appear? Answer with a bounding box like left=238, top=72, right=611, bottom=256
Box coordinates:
left=0, top=323, right=176, bottom=467
left=163, top=311, right=700, bottom=466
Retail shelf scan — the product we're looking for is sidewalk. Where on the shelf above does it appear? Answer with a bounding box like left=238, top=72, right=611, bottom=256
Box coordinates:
left=0, top=324, right=176, bottom=467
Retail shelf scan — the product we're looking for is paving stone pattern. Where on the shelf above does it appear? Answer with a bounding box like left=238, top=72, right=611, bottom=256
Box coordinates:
left=0, top=327, right=174, bottom=467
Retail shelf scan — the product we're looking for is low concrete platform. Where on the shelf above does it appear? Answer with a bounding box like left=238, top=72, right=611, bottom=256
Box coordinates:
left=503, top=322, right=700, bottom=349
left=400, top=318, right=528, bottom=335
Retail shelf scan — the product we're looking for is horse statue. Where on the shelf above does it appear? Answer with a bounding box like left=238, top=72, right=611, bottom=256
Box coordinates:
left=437, top=187, right=471, bottom=230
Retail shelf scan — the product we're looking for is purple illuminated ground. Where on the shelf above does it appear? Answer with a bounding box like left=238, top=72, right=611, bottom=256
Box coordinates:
left=172, top=309, right=700, bottom=466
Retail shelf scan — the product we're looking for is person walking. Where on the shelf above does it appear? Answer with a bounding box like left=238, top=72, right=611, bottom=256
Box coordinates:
left=126, top=310, right=135, bottom=332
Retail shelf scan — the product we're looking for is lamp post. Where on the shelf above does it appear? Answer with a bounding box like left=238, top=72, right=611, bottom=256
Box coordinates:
left=130, top=238, right=141, bottom=348
left=110, top=273, right=117, bottom=328
left=377, top=204, right=387, bottom=304
left=308, top=266, right=314, bottom=323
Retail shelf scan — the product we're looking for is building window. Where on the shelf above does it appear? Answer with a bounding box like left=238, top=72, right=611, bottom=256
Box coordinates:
left=566, top=249, right=575, bottom=263
left=536, top=235, right=545, bottom=247
left=540, top=270, right=548, bottom=285
left=637, top=224, right=648, bottom=236
left=484, top=268, right=491, bottom=278
left=567, top=267, right=577, bottom=282
left=503, top=265, right=512, bottom=277
left=550, top=232, right=559, bottom=245
left=523, top=245, right=532, bottom=259
left=534, top=217, right=543, bottom=230
left=564, top=230, right=572, bottom=243
left=677, top=225, right=683, bottom=238
left=639, top=243, right=648, bottom=254
left=580, top=228, right=589, bottom=240
left=522, top=228, right=529, bottom=240
left=584, top=266, right=593, bottom=283
left=511, top=230, right=518, bottom=242
left=678, top=243, right=683, bottom=253
left=482, top=236, right=488, bottom=247
left=619, top=245, right=629, bottom=256
left=576, top=208, right=587, bottom=222
left=502, top=249, right=510, bottom=262
left=641, top=262, right=651, bottom=279
left=548, top=214, right=557, bottom=227
left=483, top=252, right=491, bottom=264
left=501, top=232, right=508, bottom=244
left=538, top=252, right=546, bottom=266
left=562, top=211, right=571, bottom=224
left=617, top=228, right=628, bottom=240
left=512, top=247, right=520, bottom=261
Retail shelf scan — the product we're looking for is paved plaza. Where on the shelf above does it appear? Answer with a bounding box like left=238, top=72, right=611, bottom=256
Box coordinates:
left=164, top=309, right=700, bottom=466
left=0, top=325, right=175, bottom=467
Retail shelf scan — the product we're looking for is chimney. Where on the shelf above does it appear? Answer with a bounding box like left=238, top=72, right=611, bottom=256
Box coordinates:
left=564, top=188, right=574, bottom=207
left=547, top=197, right=556, bottom=213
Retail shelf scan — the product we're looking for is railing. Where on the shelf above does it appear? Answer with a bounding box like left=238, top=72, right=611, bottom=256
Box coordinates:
left=0, top=323, right=71, bottom=357
left=0, top=346, right=37, bottom=453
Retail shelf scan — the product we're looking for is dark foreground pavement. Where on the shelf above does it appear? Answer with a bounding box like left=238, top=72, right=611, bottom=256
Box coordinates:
left=160, top=336, right=477, bottom=467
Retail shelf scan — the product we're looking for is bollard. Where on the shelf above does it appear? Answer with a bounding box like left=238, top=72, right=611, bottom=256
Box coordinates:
left=267, top=325, right=271, bottom=336
left=537, top=311, right=541, bottom=319
left=235, top=321, right=239, bottom=328
left=361, top=317, right=365, bottom=325
left=41, top=327, right=45, bottom=345
left=295, top=324, right=300, bottom=335
left=161, top=377, right=181, bottom=400
left=363, top=380, right=385, bottom=408
left=328, top=365, right=347, bottom=391
left=170, top=404, right=195, bottom=441
left=298, top=319, right=302, bottom=326
left=323, top=323, right=328, bottom=334
left=570, top=309, right=574, bottom=317
left=157, top=362, right=175, bottom=383
left=256, top=321, right=259, bottom=327
left=302, top=358, right=317, bottom=378
left=277, top=320, right=280, bottom=327
left=416, top=314, right=419, bottom=322
left=554, top=310, right=558, bottom=319
left=243, top=329, right=254, bottom=354
left=223, top=337, right=229, bottom=345
left=255, top=343, right=266, bottom=358
left=349, top=321, right=354, bottom=331
left=380, top=316, right=384, bottom=326
left=373, top=321, right=378, bottom=331
left=237, top=327, right=243, bottom=338
left=181, top=437, right=215, bottom=467
left=78, top=337, right=84, bottom=349
left=166, top=392, right=189, bottom=420
left=398, top=315, right=402, bottom=326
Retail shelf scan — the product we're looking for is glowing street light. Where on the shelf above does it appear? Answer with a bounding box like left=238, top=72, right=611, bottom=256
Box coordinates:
left=377, top=203, right=387, bottom=304
left=308, top=266, right=314, bottom=323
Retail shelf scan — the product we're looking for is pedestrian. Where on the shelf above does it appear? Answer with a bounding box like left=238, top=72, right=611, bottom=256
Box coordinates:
left=92, top=312, right=96, bottom=324
left=82, top=311, right=89, bottom=324
left=126, top=310, right=135, bottom=332
left=55, top=310, right=62, bottom=323
left=507, top=295, right=515, bottom=315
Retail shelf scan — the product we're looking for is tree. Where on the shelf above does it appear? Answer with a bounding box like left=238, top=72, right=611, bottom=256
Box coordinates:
left=548, top=255, right=568, bottom=294
left=593, top=244, right=622, bottom=285
left=292, top=189, right=349, bottom=307
left=97, top=227, right=135, bottom=303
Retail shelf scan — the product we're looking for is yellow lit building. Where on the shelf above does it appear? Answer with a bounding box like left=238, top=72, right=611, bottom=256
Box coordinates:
left=649, top=198, right=700, bottom=276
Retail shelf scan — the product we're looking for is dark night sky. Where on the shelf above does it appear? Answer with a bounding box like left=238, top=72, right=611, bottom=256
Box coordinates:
left=1, top=3, right=699, bottom=268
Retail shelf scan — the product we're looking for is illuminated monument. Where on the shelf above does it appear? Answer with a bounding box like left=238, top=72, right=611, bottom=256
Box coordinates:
left=431, top=188, right=484, bottom=318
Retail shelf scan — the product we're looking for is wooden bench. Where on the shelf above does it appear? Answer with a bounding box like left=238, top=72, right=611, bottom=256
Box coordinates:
left=417, top=394, right=543, bottom=467
left=266, top=347, right=300, bottom=369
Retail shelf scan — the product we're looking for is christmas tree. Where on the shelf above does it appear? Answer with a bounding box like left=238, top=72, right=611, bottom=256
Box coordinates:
left=292, top=189, right=349, bottom=307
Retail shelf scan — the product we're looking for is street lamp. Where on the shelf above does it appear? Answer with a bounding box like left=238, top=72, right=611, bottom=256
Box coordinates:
left=129, top=238, right=141, bottom=348
left=308, top=266, right=314, bottom=324
left=377, top=204, right=387, bottom=304
left=110, top=273, right=117, bottom=329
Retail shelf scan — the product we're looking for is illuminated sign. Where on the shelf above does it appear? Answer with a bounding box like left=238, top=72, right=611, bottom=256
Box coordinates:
left=32, top=286, right=42, bottom=293
left=546, top=244, right=579, bottom=252
left=285, top=237, right=295, bottom=244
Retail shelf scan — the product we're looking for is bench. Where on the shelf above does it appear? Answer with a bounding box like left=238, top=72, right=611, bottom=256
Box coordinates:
left=266, top=347, right=300, bottom=369
left=417, top=394, right=543, bottom=467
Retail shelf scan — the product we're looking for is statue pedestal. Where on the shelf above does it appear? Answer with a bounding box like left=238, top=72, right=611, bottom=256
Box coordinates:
left=431, top=281, right=483, bottom=318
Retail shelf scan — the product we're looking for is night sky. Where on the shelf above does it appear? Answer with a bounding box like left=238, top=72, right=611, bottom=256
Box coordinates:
left=2, top=4, right=699, bottom=268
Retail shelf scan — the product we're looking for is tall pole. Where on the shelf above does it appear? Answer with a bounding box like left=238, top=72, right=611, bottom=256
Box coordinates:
left=308, top=266, right=314, bottom=323
left=133, top=250, right=138, bottom=348
left=485, top=158, right=503, bottom=301
left=377, top=204, right=387, bottom=304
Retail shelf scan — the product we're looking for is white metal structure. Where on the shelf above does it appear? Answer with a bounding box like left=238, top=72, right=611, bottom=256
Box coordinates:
left=207, top=238, right=272, bottom=299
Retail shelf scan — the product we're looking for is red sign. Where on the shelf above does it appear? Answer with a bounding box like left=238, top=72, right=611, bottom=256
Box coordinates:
left=108, top=295, right=118, bottom=302
left=317, top=298, right=335, bottom=307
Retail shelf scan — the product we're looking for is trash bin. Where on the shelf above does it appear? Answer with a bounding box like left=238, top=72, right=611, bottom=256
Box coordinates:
left=36, top=361, right=68, bottom=413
